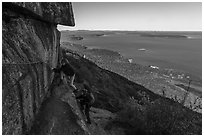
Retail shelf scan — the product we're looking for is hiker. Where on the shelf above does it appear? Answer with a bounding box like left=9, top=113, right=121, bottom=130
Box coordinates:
left=52, top=58, right=77, bottom=90
left=76, top=84, right=95, bottom=124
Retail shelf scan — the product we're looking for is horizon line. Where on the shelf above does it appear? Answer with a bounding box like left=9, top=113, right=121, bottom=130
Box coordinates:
left=60, top=29, right=201, bottom=32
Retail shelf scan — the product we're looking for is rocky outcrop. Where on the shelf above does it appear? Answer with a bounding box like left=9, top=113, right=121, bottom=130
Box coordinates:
left=30, top=85, right=89, bottom=135
left=3, top=2, right=75, bottom=26
left=2, top=2, right=74, bottom=134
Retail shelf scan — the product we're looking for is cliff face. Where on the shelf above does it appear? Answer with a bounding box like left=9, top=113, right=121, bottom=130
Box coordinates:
left=3, top=2, right=75, bottom=26
left=2, top=2, right=202, bottom=135
left=2, top=2, right=74, bottom=134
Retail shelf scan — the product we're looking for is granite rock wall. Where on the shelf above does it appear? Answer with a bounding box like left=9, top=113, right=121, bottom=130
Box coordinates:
left=2, top=2, right=74, bottom=134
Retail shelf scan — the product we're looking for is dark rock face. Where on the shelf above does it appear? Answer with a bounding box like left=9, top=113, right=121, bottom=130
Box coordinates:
left=2, top=2, right=74, bottom=134
left=3, top=2, right=75, bottom=26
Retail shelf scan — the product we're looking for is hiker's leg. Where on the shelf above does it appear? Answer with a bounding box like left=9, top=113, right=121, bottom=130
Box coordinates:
left=85, top=104, right=91, bottom=124
left=70, top=74, right=77, bottom=90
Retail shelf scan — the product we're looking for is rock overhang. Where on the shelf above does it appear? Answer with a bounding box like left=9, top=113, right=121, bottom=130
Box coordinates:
left=3, top=2, right=75, bottom=26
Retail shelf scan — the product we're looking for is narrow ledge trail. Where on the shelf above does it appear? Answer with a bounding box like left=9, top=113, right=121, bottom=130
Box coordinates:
left=29, top=84, right=116, bottom=135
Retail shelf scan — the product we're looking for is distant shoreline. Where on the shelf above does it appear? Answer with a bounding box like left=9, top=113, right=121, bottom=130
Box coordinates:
left=139, top=34, right=188, bottom=38
left=61, top=40, right=202, bottom=113
left=61, top=41, right=201, bottom=86
left=60, top=30, right=202, bottom=91
left=80, top=45, right=201, bottom=81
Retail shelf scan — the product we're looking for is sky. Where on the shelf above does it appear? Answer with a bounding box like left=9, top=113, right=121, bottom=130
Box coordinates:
left=57, top=2, right=202, bottom=31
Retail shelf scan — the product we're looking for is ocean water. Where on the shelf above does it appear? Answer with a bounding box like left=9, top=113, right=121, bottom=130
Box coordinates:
left=61, top=31, right=202, bottom=79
